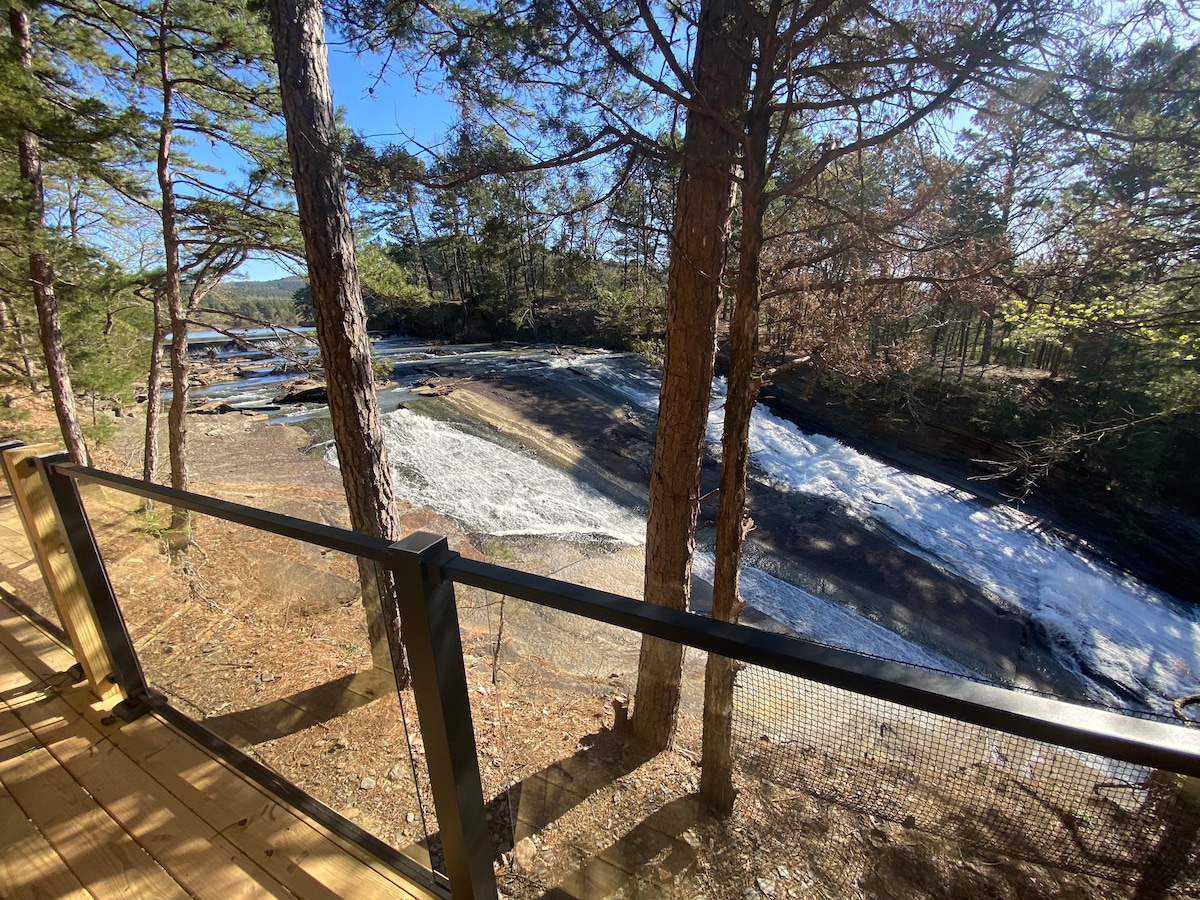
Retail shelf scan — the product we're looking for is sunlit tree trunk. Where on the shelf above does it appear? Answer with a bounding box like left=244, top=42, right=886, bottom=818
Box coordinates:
left=10, top=5, right=88, bottom=464
left=268, top=0, right=409, bottom=682
left=143, top=291, right=165, bottom=489
left=631, top=0, right=752, bottom=751
left=701, top=90, right=771, bottom=813
left=151, top=8, right=193, bottom=549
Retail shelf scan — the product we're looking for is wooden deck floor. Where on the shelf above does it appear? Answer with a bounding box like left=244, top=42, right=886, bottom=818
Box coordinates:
left=0, top=601, right=438, bottom=900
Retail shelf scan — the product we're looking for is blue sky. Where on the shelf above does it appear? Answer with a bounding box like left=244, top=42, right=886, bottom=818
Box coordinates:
left=324, top=40, right=457, bottom=153
left=237, top=40, right=456, bottom=281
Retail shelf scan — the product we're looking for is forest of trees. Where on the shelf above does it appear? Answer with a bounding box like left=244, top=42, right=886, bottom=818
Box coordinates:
left=4, top=0, right=1196, bottom=508
left=2, top=0, right=1198, bottom=819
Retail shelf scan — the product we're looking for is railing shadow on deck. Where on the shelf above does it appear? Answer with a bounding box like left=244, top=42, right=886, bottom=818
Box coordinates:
left=5, top=442, right=1200, bottom=899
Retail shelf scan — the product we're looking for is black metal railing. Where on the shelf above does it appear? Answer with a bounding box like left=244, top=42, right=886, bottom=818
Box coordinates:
left=28, top=456, right=1200, bottom=898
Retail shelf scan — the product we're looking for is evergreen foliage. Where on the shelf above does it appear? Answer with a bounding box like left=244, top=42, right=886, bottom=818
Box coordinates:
left=0, top=0, right=1194, bottom=585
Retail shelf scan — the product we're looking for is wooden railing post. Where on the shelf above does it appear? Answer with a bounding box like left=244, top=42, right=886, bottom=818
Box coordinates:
left=0, top=443, right=121, bottom=700
left=35, top=452, right=153, bottom=720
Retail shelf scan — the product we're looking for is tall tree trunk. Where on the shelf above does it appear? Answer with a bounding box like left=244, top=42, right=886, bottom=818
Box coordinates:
left=143, top=292, right=165, bottom=487
left=67, top=184, right=80, bottom=241
left=958, top=319, right=969, bottom=381
left=700, top=74, right=770, bottom=816
left=154, top=13, right=192, bottom=547
left=630, top=0, right=752, bottom=751
left=10, top=6, right=88, bottom=465
left=406, top=187, right=435, bottom=296
left=267, top=0, right=409, bottom=684
left=440, top=249, right=457, bottom=305
left=979, top=309, right=994, bottom=367
left=929, top=300, right=946, bottom=363
left=456, top=246, right=472, bottom=313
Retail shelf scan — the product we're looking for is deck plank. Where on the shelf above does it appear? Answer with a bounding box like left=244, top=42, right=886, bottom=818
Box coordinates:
left=0, top=585, right=436, bottom=900
left=0, top=603, right=434, bottom=900
left=108, top=715, right=439, bottom=899
left=0, top=606, right=76, bottom=677
left=54, top=684, right=433, bottom=899
left=0, top=619, right=298, bottom=899
left=0, top=707, right=40, bottom=757
left=103, top=714, right=258, bottom=832
left=0, top=787, right=92, bottom=900
left=2, top=685, right=297, bottom=900
left=0, top=743, right=188, bottom=899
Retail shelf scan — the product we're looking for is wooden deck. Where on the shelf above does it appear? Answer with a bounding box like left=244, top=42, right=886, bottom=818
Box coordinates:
left=0, top=600, right=438, bottom=900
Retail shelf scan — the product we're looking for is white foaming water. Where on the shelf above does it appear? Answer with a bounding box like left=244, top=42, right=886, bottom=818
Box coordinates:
left=739, top=407, right=1200, bottom=710
left=547, top=352, right=663, bottom=409
left=562, top=353, right=1200, bottom=712
left=371, top=399, right=979, bottom=678
left=376, top=407, right=646, bottom=544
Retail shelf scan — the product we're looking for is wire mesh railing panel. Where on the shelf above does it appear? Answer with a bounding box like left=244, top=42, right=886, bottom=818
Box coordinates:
left=733, top=664, right=1200, bottom=893
left=89, top=507, right=438, bottom=882
left=455, top=583, right=708, bottom=900
left=40, top=459, right=1200, bottom=898
left=0, top=532, right=59, bottom=629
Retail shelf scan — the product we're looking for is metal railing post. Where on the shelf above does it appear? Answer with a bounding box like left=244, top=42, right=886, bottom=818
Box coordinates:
left=35, top=452, right=154, bottom=719
left=386, top=531, right=497, bottom=900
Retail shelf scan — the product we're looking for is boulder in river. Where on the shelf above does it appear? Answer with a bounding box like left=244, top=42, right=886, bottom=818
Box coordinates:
left=410, top=378, right=453, bottom=397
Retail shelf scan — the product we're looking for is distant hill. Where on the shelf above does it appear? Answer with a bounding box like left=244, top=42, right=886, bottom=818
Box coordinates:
left=202, top=276, right=307, bottom=326
left=220, top=275, right=306, bottom=299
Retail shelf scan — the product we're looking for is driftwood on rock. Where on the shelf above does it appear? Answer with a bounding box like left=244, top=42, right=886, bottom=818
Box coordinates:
left=189, top=365, right=242, bottom=388
left=409, top=379, right=453, bottom=397
left=273, top=378, right=328, bottom=403
left=189, top=401, right=273, bottom=416
left=270, top=361, right=316, bottom=376
left=190, top=400, right=238, bottom=415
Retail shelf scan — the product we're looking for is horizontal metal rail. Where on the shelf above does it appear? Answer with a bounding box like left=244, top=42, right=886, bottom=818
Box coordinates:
left=63, top=463, right=395, bottom=558
left=55, top=460, right=1200, bottom=777
left=446, top=556, right=1200, bottom=776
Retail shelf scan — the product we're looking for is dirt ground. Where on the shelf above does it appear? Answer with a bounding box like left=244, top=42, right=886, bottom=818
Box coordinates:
left=0, top=389, right=1178, bottom=898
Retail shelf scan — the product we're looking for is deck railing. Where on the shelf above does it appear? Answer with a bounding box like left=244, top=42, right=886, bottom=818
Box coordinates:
left=5, top=442, right=1200, bottom=898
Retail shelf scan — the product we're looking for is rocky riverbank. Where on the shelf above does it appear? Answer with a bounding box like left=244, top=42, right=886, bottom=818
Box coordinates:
left=1, top=382, right=1157, bottom=898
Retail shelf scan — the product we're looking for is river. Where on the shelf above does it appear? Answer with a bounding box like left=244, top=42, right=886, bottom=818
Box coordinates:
left=191, top=337, right=1200, bottom=717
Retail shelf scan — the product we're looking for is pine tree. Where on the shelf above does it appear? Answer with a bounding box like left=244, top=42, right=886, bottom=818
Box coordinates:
left=267, top=0, right=409, bottom=680
left=699, top=0, right=1061, bottom=812
left=112, top=0, right=290, bottom=539
left=3, top=0, right=120, bottom=462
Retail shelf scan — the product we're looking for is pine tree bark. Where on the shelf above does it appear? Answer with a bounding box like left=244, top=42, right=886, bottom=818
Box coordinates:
left=267, top=0, right=409, bottom=683
left=631, top=0, right=752, bottom=751
left=151, top=13, right=193, bottom=547
left=143, top=292, right=165, bottom=488
left=10, top=6, right=89, bottom=465
left=700, top=91, right=771, bottom=813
